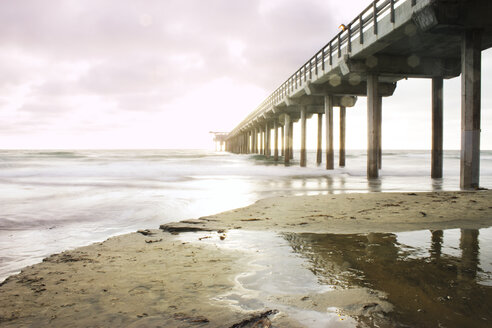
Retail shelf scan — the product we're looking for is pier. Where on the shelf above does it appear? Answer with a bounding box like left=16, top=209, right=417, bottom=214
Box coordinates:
left=210, top=132, right=228, bottom=151
left=225, top=0, right=492, bottom=189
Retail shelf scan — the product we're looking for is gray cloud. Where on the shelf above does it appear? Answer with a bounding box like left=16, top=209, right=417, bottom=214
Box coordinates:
left=2, top=0, right=489, bottom=149
left=0, top=0, right=343, bottom=126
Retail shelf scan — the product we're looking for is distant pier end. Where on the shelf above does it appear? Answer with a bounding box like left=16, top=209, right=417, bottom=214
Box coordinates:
left=210, top=132, right=229, bottom=151
left=225, top=0, right=492, bottom=189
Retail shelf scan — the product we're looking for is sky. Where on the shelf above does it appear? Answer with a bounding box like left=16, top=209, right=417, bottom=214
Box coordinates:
left=0, top=0, right=491, bottom=150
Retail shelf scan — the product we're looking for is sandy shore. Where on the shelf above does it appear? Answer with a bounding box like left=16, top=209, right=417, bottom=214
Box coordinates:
left=1, top=190, right=491, bottom=327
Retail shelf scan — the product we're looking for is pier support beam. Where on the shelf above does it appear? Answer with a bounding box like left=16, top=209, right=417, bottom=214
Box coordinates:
left=317, top=113, right=323, bottom=165
left=377, top=96, right=382, bottom=170
left=325, top=95, right=334, bottom=170
left=274, top=120, right=279, bottom=161
left=339, top=106, right=346, bottom=167
left=281, top=125, right=284, bottom=156
left=284, top=115, right=291, bottom=165
left=265, top=122, right=270, bottom=158
left=244, top=132, right=248, bottom=154
left=367, top=73, right=380, bottom=178
left=254, top=128, right=258, bottom=153
left=289, top=121, right=294, bottom=160
left=248, top=131, right=252, bottom=153
left=460, top=29, right=482, bottom=189
left=300, top=106, right=307, bottom=167
left=432, top=77, right=443, bottom=178
left=260, top=127, right=264, bottom=155
left=239, top=134, right=242, bottom=153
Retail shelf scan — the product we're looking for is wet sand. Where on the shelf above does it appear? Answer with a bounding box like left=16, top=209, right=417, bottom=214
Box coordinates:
left=1, top=190, right=492, bottom=327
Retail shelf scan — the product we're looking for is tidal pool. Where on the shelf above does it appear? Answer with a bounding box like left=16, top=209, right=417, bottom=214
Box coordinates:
left=181, top=228, right=492, bottom=327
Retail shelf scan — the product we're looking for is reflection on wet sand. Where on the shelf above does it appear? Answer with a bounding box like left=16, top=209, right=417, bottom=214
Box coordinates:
left=283, top=229, right=492, bottom=328
left=367, top=178, right=382, bottom=192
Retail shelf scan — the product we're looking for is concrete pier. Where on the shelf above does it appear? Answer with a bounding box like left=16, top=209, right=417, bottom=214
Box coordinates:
left=289, top=121, right=294, bottom=160
left=461, top=30, right=482, bottom=189
left=316, top=113, right=323, bottom=165
left=248, top=131, right=252, bottom=153
left=265, top=122, right=271, bottom=158
left=377, top=96, right=382, bottom=170
left=325, top=96, right=334, bottom=170
left=225, top=0, right=492, bottom=189
left=367, top=73, right=379, bottom=178
left=281, top=125, right=284, bottom=157
left=300, top=107, right=307, bottom=167
left=284, top=114, right=291, bottom=165
left=274, top=120, right=279, bottom=161
left=339, top=106, right=346, bottom=167
left=432, top=77, right=443, bottom=179
left=260, top=128, right=264, bottom=155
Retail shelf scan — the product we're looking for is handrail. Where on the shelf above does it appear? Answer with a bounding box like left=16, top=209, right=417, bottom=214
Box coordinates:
left=228, top=0, right=414, bottom=138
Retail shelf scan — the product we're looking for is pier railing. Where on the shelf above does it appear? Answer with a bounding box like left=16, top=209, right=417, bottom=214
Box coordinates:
left=228, top=0, right=418, bottom=138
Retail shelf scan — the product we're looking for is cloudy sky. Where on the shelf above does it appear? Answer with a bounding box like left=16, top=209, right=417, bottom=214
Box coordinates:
left=0, top=0, right=491, bottom=150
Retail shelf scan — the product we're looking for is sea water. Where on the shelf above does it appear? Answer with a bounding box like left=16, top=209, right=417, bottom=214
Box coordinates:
left=180, top=228, right=492, bottom=327
left=1, top=149, right=492, bottom=282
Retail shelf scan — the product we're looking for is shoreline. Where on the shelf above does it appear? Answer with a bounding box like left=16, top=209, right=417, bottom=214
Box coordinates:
left=1, top=190, right=492, bottom=327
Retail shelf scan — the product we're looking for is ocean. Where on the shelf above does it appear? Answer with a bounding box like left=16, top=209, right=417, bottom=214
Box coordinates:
left=1, top=149, right=492, bottom=282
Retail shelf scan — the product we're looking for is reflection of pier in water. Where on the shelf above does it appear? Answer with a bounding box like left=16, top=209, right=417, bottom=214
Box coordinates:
left=283, top=229, right=491, bottom=328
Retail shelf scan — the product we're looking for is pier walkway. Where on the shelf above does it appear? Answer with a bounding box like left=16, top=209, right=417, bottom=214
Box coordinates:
left=225, top=0, right=492, bottom=189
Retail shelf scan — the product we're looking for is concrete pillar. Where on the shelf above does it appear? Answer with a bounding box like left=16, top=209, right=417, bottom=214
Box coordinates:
left=325, top=95, right=334, bottom=170
left=274, top=120, right=279, bottom=161
left=432, top=77, right=443, bottom=178
left=460, top=29, right=482, bottom=189
left=250, top=131, right=253, bottom=153
left=260, top=128, right=264, bottom=154
left=289, top=121, right=294, bottom=160
left=284, top=115, right=291, bottom=165
left=254, top=128, right=258, bottom=153
left=300, top=106, right=307, bottom=167
left=241, top=134, right=244, bottom=154
left=257, top=129, right=260, bottom=154
left=367, top=73, right=379, bottom=178
left=316, top=113, right=323, bottom=165
left=256, top=129, right=259, bottom=154
left=281, top=125, right=284, bottom=156
left=339, top=106, right=346, bottom=167
left=260, top=127, right=264, bottom=155
left=263, top=128, right=266, bottom=155
left=264, top=128, right=267, bottom=156
left=252, top=131, right=255, bottom=153
left=244, top=132, right=248, bottom=153
left=247, top=131, right=251, bottom=154
left=243, top=133, right=247, bottom=154
left=377, top=96, right=382, bottom=170
left=265, top=122, right=270, bottom=158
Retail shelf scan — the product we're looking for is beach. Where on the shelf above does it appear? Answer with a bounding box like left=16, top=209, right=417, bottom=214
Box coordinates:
left=5, top=148, right=492, bottom=283
left=2, top=0, right=492, bottom=325
left=1, top=190, right=492, bottom=327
